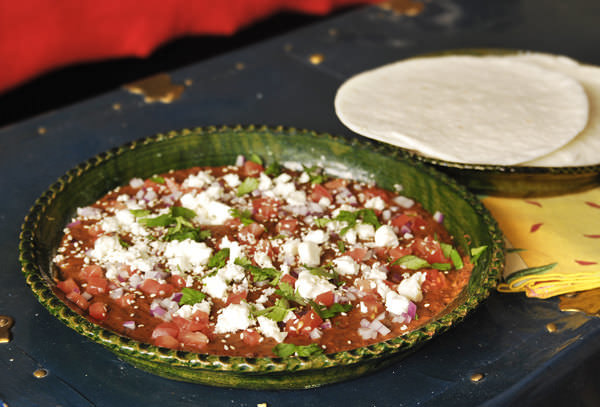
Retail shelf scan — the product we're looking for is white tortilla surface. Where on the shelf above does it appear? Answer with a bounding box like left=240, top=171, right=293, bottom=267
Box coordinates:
left=509, top=53, right=600, bottom=167
left=334, top=55, right=589, bottom=165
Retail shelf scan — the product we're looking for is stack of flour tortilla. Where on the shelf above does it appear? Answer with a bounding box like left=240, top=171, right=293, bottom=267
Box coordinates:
left=334, top=52, right=600, bottom=167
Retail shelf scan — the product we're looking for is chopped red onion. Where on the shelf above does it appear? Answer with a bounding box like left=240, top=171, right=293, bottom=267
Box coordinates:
left=360, top=318, right=371, bottom=328
left=407, top=301, right=417, bottom=319
left=400, top=224, right=412, bottom=235
left=109, top=288, right=124, bottom=299
left=433, top=211, right=444, bottom=223
left=135, top=189, right=145, bottom=200
left=235, top=155, right=245, bottom=166
left=67, top=220, right=81, bottom=228
left=145, top=189, right=158, bottom=201
left=377, top=324, right=391, bottom=336
left=150, top=305, right=166, bottom=317
left=77, top=206, right=102, bottom=218
left=82, top=292, right=92, bottom=301
left=129, top=178, right=144, bottom=188
left=172, top=292, right=183, bottom=303
left=309, top=328, right=322, bottom=340
left=320, top=321, right=332, bottom=330
left=122, top=321, right=136, bottom=330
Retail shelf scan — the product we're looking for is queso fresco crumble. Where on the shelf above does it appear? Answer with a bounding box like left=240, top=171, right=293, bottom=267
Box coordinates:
left=53, top=155, right=485, bottom=358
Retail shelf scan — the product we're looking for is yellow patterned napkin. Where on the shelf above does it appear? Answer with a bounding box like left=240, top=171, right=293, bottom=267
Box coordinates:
left=481, top=188, right=600, bottom=299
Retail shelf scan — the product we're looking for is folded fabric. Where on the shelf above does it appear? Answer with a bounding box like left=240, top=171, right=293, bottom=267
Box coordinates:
left=482, top=188, right=600, bottom=299
left=0, top=0, right=381, bottom=93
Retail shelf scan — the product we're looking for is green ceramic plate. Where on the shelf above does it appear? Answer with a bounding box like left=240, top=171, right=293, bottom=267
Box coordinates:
left=350, top=49, right=600, bottom=198
left=19, top=125, right=504, bottom=389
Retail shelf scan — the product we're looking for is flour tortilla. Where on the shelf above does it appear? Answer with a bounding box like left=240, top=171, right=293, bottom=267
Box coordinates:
left=508, top=53, right=600, bottom=167
left=334, top=55, right=589, bottom=165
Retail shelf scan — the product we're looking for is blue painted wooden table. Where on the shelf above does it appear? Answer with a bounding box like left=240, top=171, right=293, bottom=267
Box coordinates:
left=2, top=1, right=600, bottom=405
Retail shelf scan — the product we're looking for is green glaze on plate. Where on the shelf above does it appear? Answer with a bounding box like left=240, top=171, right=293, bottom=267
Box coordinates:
left=19, top=125, right=504, bottom=389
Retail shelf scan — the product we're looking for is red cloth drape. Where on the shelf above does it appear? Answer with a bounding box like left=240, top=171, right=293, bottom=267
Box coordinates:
left=0, top=0, right=381, bottom=93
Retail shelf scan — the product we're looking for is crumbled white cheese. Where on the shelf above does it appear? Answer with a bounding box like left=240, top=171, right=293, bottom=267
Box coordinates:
left=296, top=270, right=335, bottom=300
left=356, top=223, right=375, bottom=240
left=164, top=239, right=212, bottom=271
left=332, top=256, right=359, bottom=276
left=298, top=172, right=310, bottom=183
left=254, top=250, right=274, bottom=269
left=182, top=171, right=213, bottom=189
left=203, top=274, right=229, bottom=300
left=385, top=291, right=410, bottom=315
left=256, top=316, right=288, bottom=342
left=174, top=301, right=212, bottom=318
left=180, top=190, right=232, bottom=225
left=223, top=173, right=241, bottom=188
left=220, top=236, right=245, bottom=264
left=298, top=241, right=321, bottom=267
left=342, top=228, right=357, bottom=245
left=375, top=225, right=398, bottom=247
left=214, top=303, right=252, bottom=334
left=304, top=229, right=328, bottom=245
left=396, top=271, right=426, bottom=302
left=258, top=172, right=273, bottom=191
left=365, top=196, right=386, bottom=211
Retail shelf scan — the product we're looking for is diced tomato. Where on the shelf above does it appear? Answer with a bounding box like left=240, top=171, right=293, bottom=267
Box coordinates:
left=151, top=322, right=180, bottom=339
left=226, top=290, right=248, bottom=305
left=140, top=279, right=175, bottom=297
left=168, top=274, right=187, bottom=289
left=324, top=178, right=348, bottom=190
left=57, top=278, right=79, bottom=294
left=286, top=310, right=323, bottom=336
left=363, top=187, right=391, bottom=204
left=391, top=214, right=414, bottom=229
left=359, top=294, right=385, bottom=318
left=240, top=223, right=265, bottom=241
left=309, top=184, right=333, bottom=203
left=255, top=239, right=274, bottom=257
left=252, top=197, right=280, bottom=222
left=372, top=247, right=389, bottom=261
left=241, top=329, right=261, bottom=346
left=412, top=238, right=450, bottom=264
left=89, top=301, right=108, bottom=320
left=421, top=269, right=449, bottom=293
left=355, top=278, right=377, bottom=294
left=66, top=291, right=89, bottom=310
left=224, top=217, right=242, bottom=228
left=389, top=246, right=412, bottom=263
left=277, top=218, right=299, bottom=235
left=178, top=331, right=209, bottom=351
left=115, top=293, right=135, bottom=308
left=85, top=275, right=109, bottom=295
left=172, top=311, right=210, bottom=333
left=315, top=291, right=335, bottom=307
left=279, top=273, right=297, bottom=287
left=80, top=264, right=104, bottom=280
left=241, top=161, right=264, bottom=177
left=164, top=177, right=180, bottom=193
left=154, top=334, right=180, bottom=349
left=346, top=247, right=369, bottom=262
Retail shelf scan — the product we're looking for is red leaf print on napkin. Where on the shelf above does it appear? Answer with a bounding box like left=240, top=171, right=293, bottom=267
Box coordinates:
left=530, top=223, right=543, bottom=233
left=585, top=201, right=600, bottom=209
left=584, top=234, right=600, bottom=238
left=524, top=200, right=542, bottom=207
left=575, top=260, right=598, bottom=266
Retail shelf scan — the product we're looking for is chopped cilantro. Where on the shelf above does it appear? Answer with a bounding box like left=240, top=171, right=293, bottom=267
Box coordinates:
left=235, top=258, right=281, bottom=285
left=304, top=265, right=344, bottom=287
left=335, top=209, right=381, bottom=235
left=265, top=161, right=281, bottom=176
left=471, top=245, right=488, bottom=265
left=170, top=206, right=196, bottom=220
left=150, top=176, right=165, bottom=184
left=337, top=240, right=346, bottom=253
left=207, top=248, right=230, bottom=269
left=275, top=281, right=307, bottom=305
left=179, top=287, right=206, bottom=305
left=313, top=217, right=332, bottom=228
left=118, top=236, right=131, bottom=248
left=229, top=208, right=254, bottom=225
left=303, top=165, right=329, bottom=185
left=431, top=262, right=452, bottom=271
left=237, top=177, right=259, bottom=196
left=273, top=343, right=323, bottom=358
left=253, top=298, right=293, bottom=322
left=135, top=206, right=210, bottom=242
left=310, top=301, right=352, bottom=319
left=392, top=255, right=430, bottom=270
left=130, top=209, right=151, bottom=218
left=249, top=153, right=263, bottom=165
left=138, top=213, right=174, bottom=227
left=440, top=242, right=463, bottom=269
